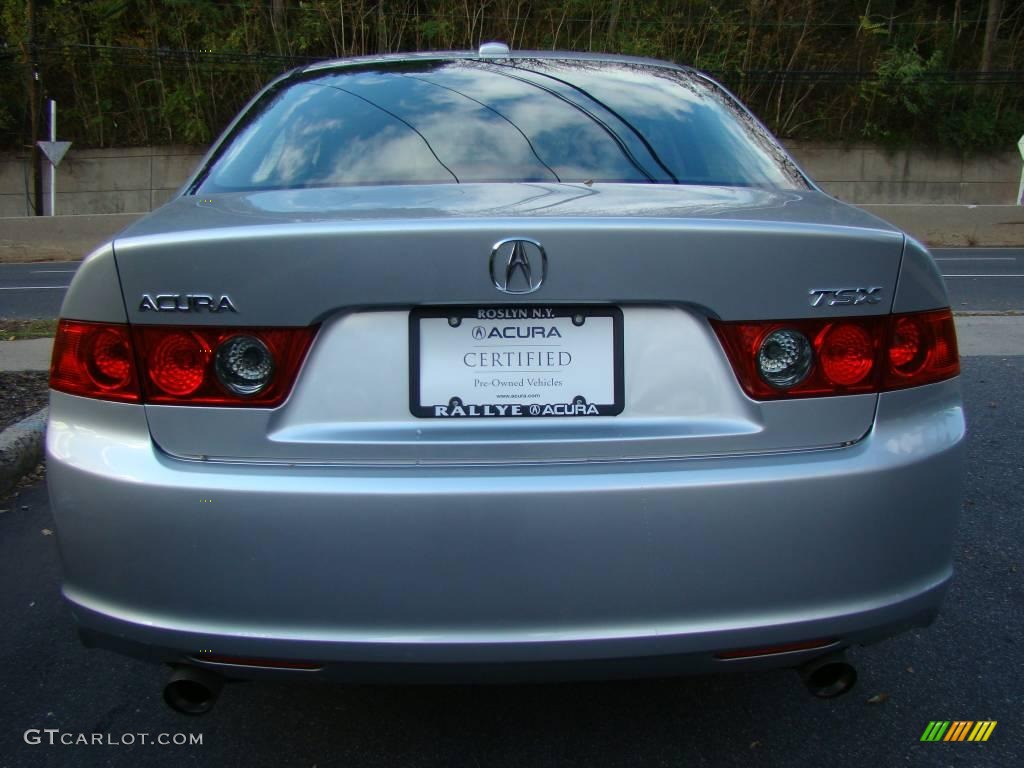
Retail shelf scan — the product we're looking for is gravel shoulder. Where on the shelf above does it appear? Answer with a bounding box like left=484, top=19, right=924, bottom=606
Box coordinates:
left=0, top=372, right=49, bottom=433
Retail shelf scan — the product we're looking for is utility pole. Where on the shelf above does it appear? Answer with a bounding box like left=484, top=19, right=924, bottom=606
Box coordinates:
left=28, top=0, right=43, bottom=216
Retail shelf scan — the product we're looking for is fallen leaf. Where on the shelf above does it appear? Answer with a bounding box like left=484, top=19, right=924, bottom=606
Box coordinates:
left=41, top=528, right=53, bottom=536
left=749, top=741, right=761, bottom=749
left=866, top=693, right=889, bottom=705
left=906, top=666, right=914, bottom=673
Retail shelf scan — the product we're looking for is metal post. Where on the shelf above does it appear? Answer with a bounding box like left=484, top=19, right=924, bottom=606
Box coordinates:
left=28, top=0, right=43, bottom=216
left=49, top=99, right=56, bottom=216
left=1018, top=135, right=1024, bottom=206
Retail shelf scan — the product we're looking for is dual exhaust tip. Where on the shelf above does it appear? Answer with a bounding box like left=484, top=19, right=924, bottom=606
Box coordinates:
left=162, top=652, right=857, bottom=715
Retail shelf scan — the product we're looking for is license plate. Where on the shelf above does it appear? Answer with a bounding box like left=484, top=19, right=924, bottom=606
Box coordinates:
left=410, top=306, right=624, bottom=418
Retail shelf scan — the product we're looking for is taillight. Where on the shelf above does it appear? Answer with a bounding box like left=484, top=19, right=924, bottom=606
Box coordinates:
left=133, top=326, right=315, bottom=406
left=50, top=321, right=316, bottom=407
left=214, top=335, right=275, bottom=396
left=50, top=321, right=140, bottom=402
left=146, top=331, right=211, bottom=397
left=757, top=329, right=814, bottom=389
left=817, top=323, right=876, bottom=387
left=882, top=309, right=959, bottom=390
left=711, top=308, right=958, bottom=400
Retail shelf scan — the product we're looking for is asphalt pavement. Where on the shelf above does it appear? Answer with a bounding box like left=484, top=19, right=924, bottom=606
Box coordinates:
left=934, top=248, right=1024, bottom=312
left=1, top=248, right=1022, bottom=319
left=0, top=264, right=77, bottom=319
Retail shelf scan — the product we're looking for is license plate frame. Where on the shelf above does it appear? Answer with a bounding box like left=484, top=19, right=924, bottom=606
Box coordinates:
left=409, top=305, right=624, bottom=418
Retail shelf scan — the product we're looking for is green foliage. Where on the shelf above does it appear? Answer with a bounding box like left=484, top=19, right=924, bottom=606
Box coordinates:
left=163, top=85, right=211, bottom=145
left=938, top=97, right=1023, bottom=154
left=860, top=46, right=946, bottom=141
left=1, top=0, right=1021, bottom=153
left=0, top=103, right=13, bottom=136
left=876, top=47, right=945, bottom=116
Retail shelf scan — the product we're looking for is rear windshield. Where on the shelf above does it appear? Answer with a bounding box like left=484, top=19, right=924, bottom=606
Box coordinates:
left=194, top=58, right=808, bottom=193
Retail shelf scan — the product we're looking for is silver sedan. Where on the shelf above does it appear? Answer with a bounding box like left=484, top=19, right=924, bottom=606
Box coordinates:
left=47, top=46, right=964, bottom=714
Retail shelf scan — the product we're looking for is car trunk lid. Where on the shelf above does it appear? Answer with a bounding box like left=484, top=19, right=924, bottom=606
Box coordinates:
left=113, top=183, right=903, bottom=463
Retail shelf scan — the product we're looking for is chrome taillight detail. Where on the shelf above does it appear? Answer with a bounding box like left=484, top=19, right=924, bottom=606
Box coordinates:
left=757, top=329, right=813, bottom=389
left=215, top=335, right=275, bottom=396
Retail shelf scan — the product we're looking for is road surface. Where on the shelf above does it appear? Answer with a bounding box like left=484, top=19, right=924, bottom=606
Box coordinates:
left=934, top=248, right=1024, bottom=312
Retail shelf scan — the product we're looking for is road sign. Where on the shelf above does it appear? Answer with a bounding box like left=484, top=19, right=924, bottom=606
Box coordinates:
left=37, top=140, right=71, bottom=167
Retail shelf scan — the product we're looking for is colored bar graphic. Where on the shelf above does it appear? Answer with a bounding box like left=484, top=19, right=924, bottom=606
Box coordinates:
left=970, top=722, right=998, bottom=742
left=921, top=721, right=996, bottom=742
left=921, top=721, right=950, bottom=741
left=945, top=721, right=973, bottom=741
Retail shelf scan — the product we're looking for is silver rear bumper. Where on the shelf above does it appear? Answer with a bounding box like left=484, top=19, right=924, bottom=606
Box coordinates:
left=47, top=379, right=964, bottom=679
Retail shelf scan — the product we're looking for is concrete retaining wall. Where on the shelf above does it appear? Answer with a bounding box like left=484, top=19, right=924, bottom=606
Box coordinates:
left=786, top=141, right=1022, bottom=206
left=1, top=142, right=1021, bottom=216
left=0, top=146, right=205, bottom=218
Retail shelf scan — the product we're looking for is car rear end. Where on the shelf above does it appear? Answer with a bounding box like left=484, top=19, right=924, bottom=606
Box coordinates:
left=46, top=53, right=964, bottom=691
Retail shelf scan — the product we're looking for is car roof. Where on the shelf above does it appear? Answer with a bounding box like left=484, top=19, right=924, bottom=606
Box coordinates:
left=300, top=48, right=691, bottom=76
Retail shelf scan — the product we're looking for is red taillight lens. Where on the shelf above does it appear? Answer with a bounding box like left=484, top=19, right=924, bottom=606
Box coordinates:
left=888, top=316, right=925, bottom=372
left=51, top=321, right=316, bottom=407
left=132, top=326, right=316, bottom=406
left=715, top=638, right=838, bottom=660
left=50, top=320, right=141, bottom=402
left=883, top=309, right=959, bottom=389
left=191, top=653, right=321, bottom=670
left=146, top=331, right=211, bottom=397
left=818, top=323, right=876, bottom=387
left=711, top=308, right=958, bottom=400
left=712, top=317, right=885, bottom=399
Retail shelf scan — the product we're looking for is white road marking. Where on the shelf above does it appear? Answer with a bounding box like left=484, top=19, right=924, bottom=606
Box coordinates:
left=941, top=274, right=1024, bottom=278
left=0, top=285, right=70, bottom=290
left=935, top=257, right=1016, bottom=261
left=30, top=269, right=77, bottom=274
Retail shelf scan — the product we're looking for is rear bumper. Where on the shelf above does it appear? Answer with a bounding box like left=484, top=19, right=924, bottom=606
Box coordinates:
left=47, top=379, right=964, bottom=680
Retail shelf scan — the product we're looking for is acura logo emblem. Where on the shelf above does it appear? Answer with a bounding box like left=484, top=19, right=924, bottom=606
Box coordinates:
left=489, top=237, right=547, bottom=294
